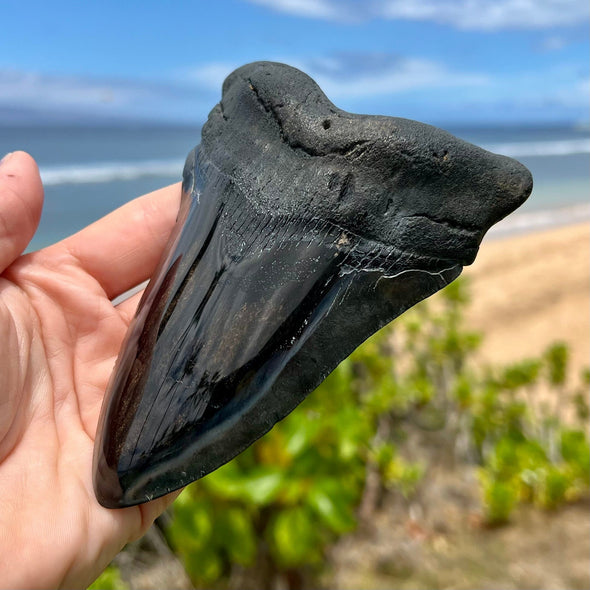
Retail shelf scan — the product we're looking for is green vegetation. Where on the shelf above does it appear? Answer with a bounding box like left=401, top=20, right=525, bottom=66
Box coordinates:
left=105, top=278, right=590, bottom=588
left=88, top=565, right=128, bottom=590
left=474, top=344, right=590, bottom=523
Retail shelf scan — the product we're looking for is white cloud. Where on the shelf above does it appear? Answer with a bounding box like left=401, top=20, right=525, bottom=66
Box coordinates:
left=0, top=69, right=210, bottom=122
left=3, top=58, right=586, bottom=124
left=542, top=76, right=590, bottom=109
left=312, top=58, right=489, bottom=97
left=380, top=0, right=590, bottom=30
left=187, top=62, right=241, bottom=91
left=539, top=35, right=569, bottom=51
left=0, top=69, right=141, bottom=109
left=185, top=55, right=589, bottom=124
left=244, top=0, right=590, bottom=29
left=445, top=63, right=590, bottom=116
left=186, top=54, right=489, bottom=100
left=247, top=0, right=338, bottom=19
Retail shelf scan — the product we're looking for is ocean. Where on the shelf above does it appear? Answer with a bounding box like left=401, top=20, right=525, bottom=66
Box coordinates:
left=0, top=123, right=588, bottom=251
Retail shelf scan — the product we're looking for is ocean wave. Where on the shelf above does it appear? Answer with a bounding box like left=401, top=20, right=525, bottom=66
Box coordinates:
left=488, top=203, right=590, bottom=239
left=40, top=159, right=183, bottom=186
left=38, top=137, right=590, bottom=186
left=484, top=138, right=590, bottom=157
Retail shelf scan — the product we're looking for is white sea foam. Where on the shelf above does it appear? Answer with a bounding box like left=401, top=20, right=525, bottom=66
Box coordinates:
left=483, top=138, right=590, bottom=157
left=488, top=203, right=590, bottom=239
left=40, top=158, right=183, bottom=186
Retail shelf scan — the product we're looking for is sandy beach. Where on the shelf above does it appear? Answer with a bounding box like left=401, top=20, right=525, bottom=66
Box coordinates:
left=464, top=221, right=589, bottom=384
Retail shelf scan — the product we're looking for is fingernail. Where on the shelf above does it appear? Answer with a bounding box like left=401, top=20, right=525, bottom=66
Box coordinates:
left=0, top=152, right=14, bottom=167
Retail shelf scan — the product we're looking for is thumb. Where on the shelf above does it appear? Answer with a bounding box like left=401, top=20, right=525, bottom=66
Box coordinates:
left=0, top=151, right=44, bottom=272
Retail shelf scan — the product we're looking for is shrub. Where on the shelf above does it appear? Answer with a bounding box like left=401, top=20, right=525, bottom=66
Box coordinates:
left=162, top=277, right=589, bottom=585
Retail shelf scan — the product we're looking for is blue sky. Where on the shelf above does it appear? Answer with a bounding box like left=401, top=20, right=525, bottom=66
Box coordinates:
left=0, top=0, right=588, bottom=126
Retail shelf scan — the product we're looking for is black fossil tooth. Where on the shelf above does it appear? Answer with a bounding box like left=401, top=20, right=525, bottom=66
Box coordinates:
left=93, top=61, right=532, bottom=508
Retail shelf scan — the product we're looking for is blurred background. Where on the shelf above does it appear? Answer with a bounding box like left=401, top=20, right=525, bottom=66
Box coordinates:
left=1, top=1, right=588, bottom=589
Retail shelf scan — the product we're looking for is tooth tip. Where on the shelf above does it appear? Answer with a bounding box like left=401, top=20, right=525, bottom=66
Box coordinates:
left=94, top=468, right=148, bottom=509
left=93, top=461, right=123, bottom=509
left=93, top=442, right=139, bottom=508
left=94, top=439, right=186, bottom=507
left=93, top=478, right=125, bottom=509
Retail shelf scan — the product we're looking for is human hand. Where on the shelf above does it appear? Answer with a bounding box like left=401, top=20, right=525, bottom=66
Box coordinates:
left=0, top=151, right=182, bottom=589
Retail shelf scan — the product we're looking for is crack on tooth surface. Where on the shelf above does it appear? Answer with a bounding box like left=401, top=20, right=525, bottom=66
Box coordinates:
left=247, top=78, right=370, bottom=159
left=404, top=213, right=480, bottom=234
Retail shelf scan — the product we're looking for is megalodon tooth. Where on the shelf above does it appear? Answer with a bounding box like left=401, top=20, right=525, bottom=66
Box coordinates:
left=93, top=61, right=532, bottom=508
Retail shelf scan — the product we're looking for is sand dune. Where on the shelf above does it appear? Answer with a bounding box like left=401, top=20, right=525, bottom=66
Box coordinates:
left=464, top=222, right=589, bottom=383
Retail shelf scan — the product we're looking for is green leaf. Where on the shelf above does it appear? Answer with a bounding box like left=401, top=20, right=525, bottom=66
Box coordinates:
left=215, top=508, right=257, bottom=566
left=268, top=506, right=319, bottom=567
left=560, top=429, right=590, bottom=480
left=205, top=463, right=284, bottom=505
left=453, top=373, right=473, bottom=408
left=500, top=359, right=542, bottom=390
left=441, top=277, right=471, bottom=305
left=184, top=546, right=223, bottom=585
left=539, top=467, right=570, bottom=509
left=88, top=565, right=128, bottom=590
left=284, top=417, right=319, bottom=458
left=307, top=479, right=357, bottom=533
left=544, top=342, right=569, bottom=387
left=169, top=494, right=214, bottom=552
left=481, top=476, right=517, bottom=525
